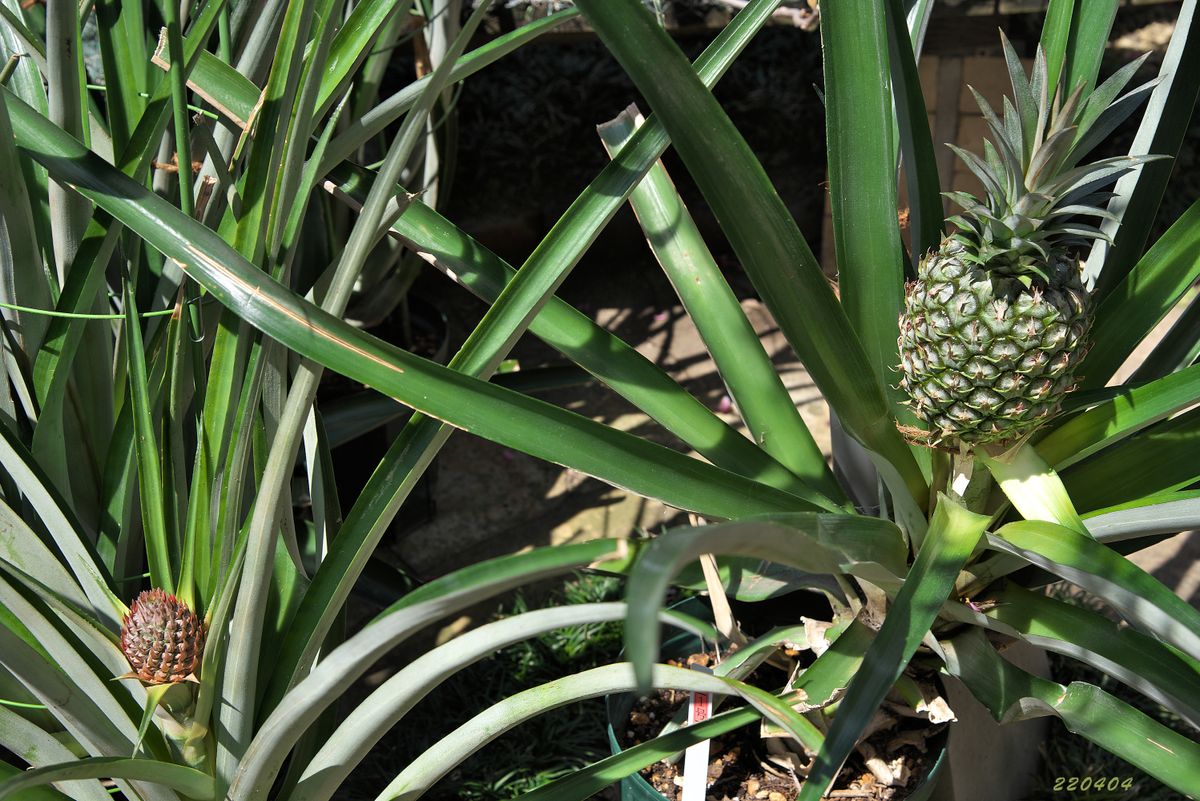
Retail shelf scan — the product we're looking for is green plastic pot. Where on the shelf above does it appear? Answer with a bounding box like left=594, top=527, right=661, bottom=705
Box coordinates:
left=604, top=600, right=949, bottom=800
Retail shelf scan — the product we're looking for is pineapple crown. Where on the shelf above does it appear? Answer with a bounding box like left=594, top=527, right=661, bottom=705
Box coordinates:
left=945, top=32, right=1162, bottom=282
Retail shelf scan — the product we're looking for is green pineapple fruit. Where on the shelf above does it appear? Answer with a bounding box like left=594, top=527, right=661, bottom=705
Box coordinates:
left=898, top=35, right=1159, bottom=447
left=120, top=589, right=206, bottom=683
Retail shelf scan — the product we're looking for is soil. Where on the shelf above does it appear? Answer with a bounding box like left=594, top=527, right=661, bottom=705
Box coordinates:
left=619, top=653, right=945, bottom=801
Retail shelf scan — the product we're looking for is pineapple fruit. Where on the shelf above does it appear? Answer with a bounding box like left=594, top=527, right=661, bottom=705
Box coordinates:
left=120, top=589, right=206, bottom=683
left=898, top=36, right=1158, bottom=447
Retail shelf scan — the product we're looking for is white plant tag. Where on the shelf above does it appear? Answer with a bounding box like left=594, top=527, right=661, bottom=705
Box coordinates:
left=681, top=667, right=713, bottom=801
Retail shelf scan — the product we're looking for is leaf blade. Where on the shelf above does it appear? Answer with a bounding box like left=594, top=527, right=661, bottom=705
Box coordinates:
left=596, top=106, right=841, bottom=500
left=821, top=0, right=907, bottom=408
left=990, top=519, right=1200, bottom=663
left=574, top=0, right=927, bottom=505
left=4, top=85, right=819, bottom=522
left=945, top=628, right=1200, bottom=798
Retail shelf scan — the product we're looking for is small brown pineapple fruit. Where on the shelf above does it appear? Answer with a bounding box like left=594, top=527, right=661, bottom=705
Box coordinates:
left=120, top=589, right=206, bottom=684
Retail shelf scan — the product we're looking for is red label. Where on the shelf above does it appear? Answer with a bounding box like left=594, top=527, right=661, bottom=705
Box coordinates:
left=689, top=691, right=711, bottom=724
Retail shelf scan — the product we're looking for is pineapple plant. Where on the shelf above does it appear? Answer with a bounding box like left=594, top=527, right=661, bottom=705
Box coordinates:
left=120, top=589, right=207, bottom=684
left=4, top=0, right=1200, bottom=799
left=898, top=36, right=1158, bottom=447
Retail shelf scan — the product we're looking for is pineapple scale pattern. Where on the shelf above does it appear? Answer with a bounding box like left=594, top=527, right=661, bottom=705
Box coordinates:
left=898, top=243, right=1090, bottom=445
left=120, top=589, right=206, bottom=684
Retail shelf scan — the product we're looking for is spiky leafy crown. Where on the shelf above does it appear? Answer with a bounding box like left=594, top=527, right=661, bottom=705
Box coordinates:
left=946, top=33, right=1160, bottom=281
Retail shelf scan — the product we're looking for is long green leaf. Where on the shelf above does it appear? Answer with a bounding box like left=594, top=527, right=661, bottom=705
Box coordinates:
left=989, top=520, right=1200, bottom=662
left=944, top=628, right=1200, bottom=798
left=798, top=496, right=988, bottom=801
left=1131, top=289, right=1200, bottom=382
left=1087, top=0, right=1200, bottom=300
left=956, top=584, right=1200, bottom=729
left=1062, top=407, right=1200, bottom=512
left=311, top=0, right=410, bottom=117
left=4, top=86, right=817, bottom=523
left=1060, top=0, right=1118, bottom=97
left=164, top=303, right=199, bottom=606
left=1084, top=197, right=1200, bottom=389
left=596, top=106, right=840, bottom=499
left=93, top=0, right=147, bottom=153
left=574, top=0, right=927, bottom=505
left=0, top=757, right=211, bottom=800
left=44, top=0, right=89, bottom=288
left=1038, top=361, right=1200, bottom=469
left=821, top=0, right=906, bottom=408
left=159, top=0, right=195, bottom=214
left=885, top=0, right=942, bottom=264
left=229, top=540, right=632, bottom=801
left=122, top=279, right=173, bottom=592
left=1039, top=0, right=1075, bottom=93
left=1085, top=496, right=1200, bottom=544
left=210, top=333, right=271, bottom=600
left=374, top=664, right=815, bottom=801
